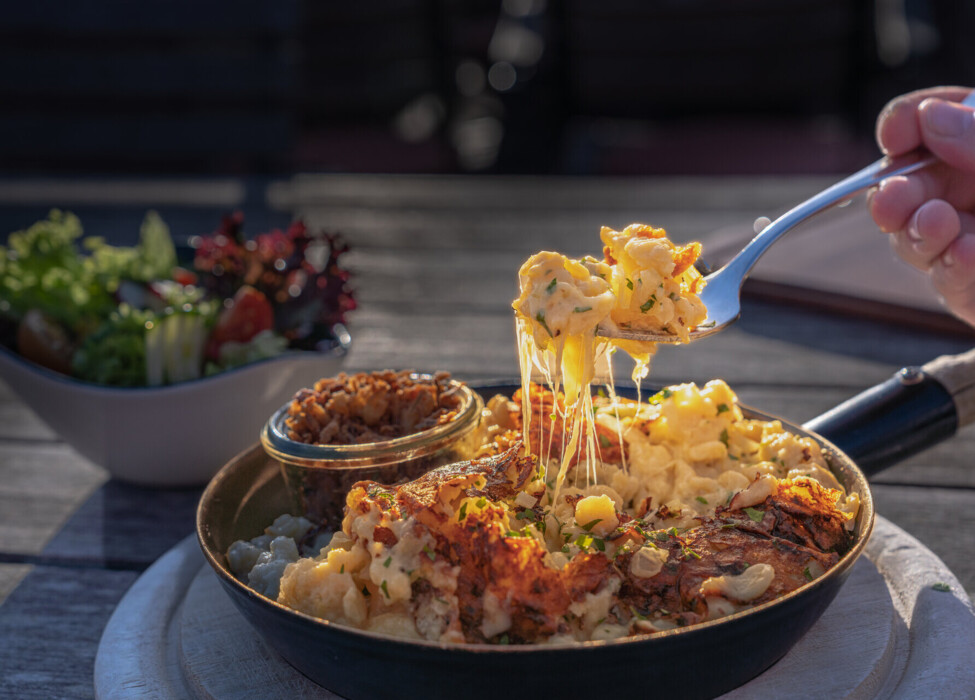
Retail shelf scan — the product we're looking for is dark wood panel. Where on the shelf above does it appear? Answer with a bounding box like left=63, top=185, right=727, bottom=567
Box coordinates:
left=0, top=565, right=138, bottom=700
left=303, top=207, right=745, bottom=253
left=0, top=564, right=30, bottom=604
left=0, top=112, right=294, bottom=159
left=0, top=443, right=105, bottom=555
left=2, top=0, right=299, bottom=34
left=562, top=0, right=861, bottom=117
left=40, top=482, right=201, bottom=568
left=278, top=174, right=836, bottom=214
left=0, top=49, right=296, bottom=100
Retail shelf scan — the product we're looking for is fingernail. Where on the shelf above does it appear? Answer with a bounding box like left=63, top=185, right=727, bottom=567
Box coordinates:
left=924, top=99, right=970, bottom=138
left=907, top=211, right=923, bottom=242
left=866, top=186, right=877, bottom=209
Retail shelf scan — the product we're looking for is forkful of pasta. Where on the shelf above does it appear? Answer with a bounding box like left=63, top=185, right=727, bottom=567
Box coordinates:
left=599, top=89, right=975, bottom=345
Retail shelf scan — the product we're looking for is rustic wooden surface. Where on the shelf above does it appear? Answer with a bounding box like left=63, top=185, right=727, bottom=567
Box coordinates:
left=1, top=174, right=974, bottom=699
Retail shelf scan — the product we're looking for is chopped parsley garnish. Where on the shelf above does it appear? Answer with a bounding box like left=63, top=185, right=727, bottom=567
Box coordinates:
left=546, top=277, right=557, bottom=293
left=383, top=556, right=392, bottom=568
left=626, top=278, right=634, bottom=290
left=728, top=453, right=739, bottom=460
left=640, top=297, right=656, bottom=313
left=517, top=509, right=537, bottom=521
left=580, top=518, right=602, bottom=532
left=720, top=522, right=738, bottom=530
left=575, top=534, right=594, bottom=550
left=668, top=292, right=680, bottom=301
left=476, top=497, right=487, bottom=508
left=340, top=564, right=345, bottom=573
left=681, top=546, right=701, bottom=560
left=498, top=634, right=510, bottom=645
left=535, top=311, right=553, bottom=337
left=422, top=544, right=436, bottom=561
left=458, top=502, right=468, bottom=521
left=668, top=527, right=680, bottom=537
left=648, top=388, right=673, bottom=405
left=803, top=567, right=813, bottom=582
left=573, top=306, right=592, bottom=313
left=506, top=529, right=531, bottom=538
left=744, top=507, right=765, bottom=523
left=592, top=537, right=606, bottom=552
left=716, top=403, right=730, bottom=414
left=696, top=496, right=708, bottom=505
left=598, top=433, right=612, bottom=449
left=933, top=582, right=952, bottom=592
left=719, top=428, right=729, bottom=447
left=380, top=580, right=390, bottom=598
left=655, top=532, right=669, bottom=542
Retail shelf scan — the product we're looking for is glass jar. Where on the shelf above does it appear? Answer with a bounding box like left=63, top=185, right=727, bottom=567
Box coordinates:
left=261, top=378, right=484, bottom=529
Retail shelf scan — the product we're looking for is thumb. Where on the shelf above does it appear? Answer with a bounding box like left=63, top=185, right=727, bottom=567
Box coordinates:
left=918, top=97, right=975, bottom=171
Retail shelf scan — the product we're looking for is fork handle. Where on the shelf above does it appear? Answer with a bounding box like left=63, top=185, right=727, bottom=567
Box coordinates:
left=720, top=90, right=975, bottom=287
left=720, top=150, right=937, bottom=286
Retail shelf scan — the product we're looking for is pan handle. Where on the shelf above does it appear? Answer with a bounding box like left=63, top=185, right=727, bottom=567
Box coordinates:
left=803, top=347, right=975, bottom=477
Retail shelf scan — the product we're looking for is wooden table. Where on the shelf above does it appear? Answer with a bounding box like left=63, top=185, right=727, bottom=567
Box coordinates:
left=2, top=174, right=974, bottom=698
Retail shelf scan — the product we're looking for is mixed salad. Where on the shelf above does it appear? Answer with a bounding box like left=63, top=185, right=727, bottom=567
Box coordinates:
left=0, top=210, right=355, bottom=387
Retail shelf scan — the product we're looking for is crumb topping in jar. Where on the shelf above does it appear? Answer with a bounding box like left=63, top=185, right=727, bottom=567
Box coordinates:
left=285, top=370, right=465, bottom=445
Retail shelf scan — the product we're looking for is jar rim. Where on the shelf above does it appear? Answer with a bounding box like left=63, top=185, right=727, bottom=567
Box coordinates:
left=261, top=376, right=482, bottom=465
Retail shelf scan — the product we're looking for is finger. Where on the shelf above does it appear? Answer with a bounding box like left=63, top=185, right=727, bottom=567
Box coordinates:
left=918, top=97, right=975, bottom=172
left=876, top=86, right=971, bottom=156
left=869, top=170, right=950, bottom=233
left=888, top=199, right=961, bottom=270
left=930, top=231, right=975, bottom=327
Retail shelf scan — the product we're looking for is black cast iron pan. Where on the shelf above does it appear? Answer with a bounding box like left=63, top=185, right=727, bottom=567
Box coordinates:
left=196, top=348, right=975, bottom=700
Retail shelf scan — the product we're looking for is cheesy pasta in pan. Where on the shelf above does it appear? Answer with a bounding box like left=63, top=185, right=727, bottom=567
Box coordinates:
left=228, top=224, right=859, bottom=645
left=230, top=381, right=858, bottom=644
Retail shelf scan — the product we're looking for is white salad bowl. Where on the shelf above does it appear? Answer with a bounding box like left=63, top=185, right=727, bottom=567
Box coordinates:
left=0, top=329, right=351, bottom=487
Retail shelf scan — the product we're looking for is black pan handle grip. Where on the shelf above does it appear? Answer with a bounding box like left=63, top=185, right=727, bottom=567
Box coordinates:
left=804, top=348, right=975, bottom=477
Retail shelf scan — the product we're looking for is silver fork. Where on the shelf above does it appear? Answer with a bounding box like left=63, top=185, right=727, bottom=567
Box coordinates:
left=598, top=90, right=975, bottom=344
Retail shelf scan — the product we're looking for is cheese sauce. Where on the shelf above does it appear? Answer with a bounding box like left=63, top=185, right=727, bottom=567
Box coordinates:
left=512, top=224, right=708, bottom=495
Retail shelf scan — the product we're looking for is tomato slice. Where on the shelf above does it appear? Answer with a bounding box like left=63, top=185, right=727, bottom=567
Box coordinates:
left=205, top=286, right=274, bottom=360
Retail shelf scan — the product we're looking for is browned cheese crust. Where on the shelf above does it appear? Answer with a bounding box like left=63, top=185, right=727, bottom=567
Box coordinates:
left=341, top=447, right=852, bottom=643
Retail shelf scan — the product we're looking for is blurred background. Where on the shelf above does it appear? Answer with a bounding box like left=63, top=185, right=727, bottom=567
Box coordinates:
left=0, top=0, right=974, bottom=236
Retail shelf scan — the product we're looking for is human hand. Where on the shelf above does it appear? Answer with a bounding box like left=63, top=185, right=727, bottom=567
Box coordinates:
left=868, top=86, right=975, bottom=326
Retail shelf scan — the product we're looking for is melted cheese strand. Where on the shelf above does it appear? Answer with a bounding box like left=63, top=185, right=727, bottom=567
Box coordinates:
left=603, top=359, right=630, bottom=476
left=512, top=226, right=707, bottom=497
